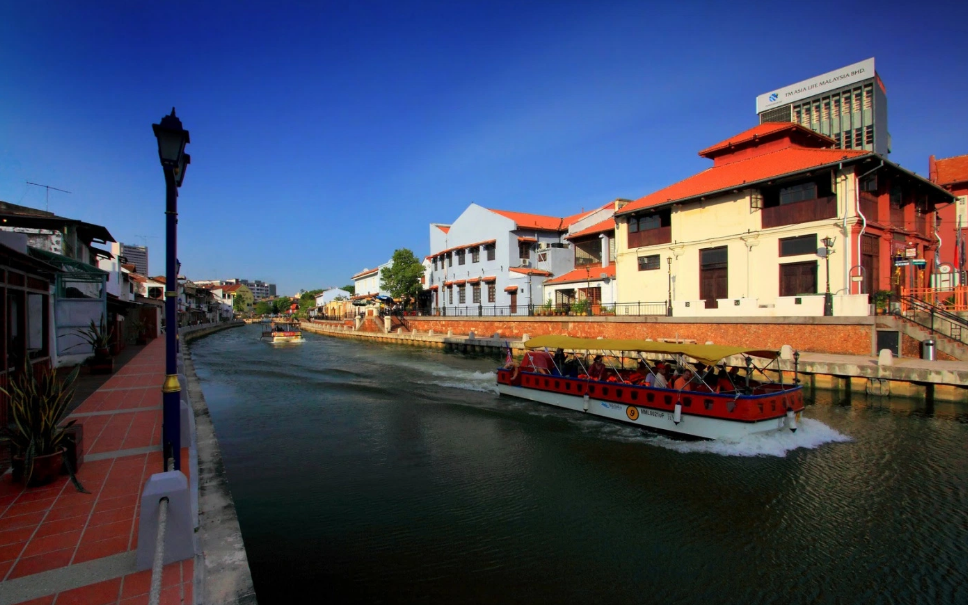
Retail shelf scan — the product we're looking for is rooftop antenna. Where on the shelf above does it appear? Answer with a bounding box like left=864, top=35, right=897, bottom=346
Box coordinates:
left=25, top=181, right=71, bottom=212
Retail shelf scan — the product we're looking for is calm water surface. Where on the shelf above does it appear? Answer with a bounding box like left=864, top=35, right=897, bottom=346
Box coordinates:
left=190, top=325, right=968, bottom=604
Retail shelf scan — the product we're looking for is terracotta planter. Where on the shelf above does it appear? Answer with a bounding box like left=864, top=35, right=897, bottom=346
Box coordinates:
left=12, top=448, right=66, bottom=487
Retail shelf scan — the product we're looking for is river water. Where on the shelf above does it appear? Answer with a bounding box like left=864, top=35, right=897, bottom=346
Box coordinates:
left=190, top=325, right=968, bottom=604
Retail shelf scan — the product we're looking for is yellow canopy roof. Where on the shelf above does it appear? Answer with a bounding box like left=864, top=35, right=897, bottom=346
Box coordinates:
left=523, top=335, right=777, bottom=366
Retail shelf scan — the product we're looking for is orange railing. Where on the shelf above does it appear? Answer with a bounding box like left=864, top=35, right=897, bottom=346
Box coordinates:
left=901, top=286, right=968, bottom=312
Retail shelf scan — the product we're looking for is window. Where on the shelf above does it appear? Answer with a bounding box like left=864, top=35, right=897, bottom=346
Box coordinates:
left=487, top=283, right=495, bottom=303
left=628, top=218, right=638, bottom=233
left=433, top=257, right=437, bottom=270
left=458, top=285, right=466, bottom=304
left=537, top=252, right=547, bottom=263
left=519, top=242, right=531, bottom=259
left=779, top=262, right=818, bottom=296
left=699, top=246, right=728, bottom=304
left=471, top=247, right=480, bottom=263
left=457, top=250, right=465, bottom=265
left=779, top=234, right=817, bottom=257
left=486, top=244, right=495, bottom=261
left=780, top=182, right=817, bottom=205
left=448, top=286, right=453, bottom=304
left=637, top=254, right=660, bottom=271
left=447, top=253, right=452, bottom=268
left=472, top=284, right=481, bottom=304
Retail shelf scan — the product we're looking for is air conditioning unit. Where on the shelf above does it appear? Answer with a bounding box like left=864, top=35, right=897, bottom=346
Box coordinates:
left=520, top=260, right=531, bottom=268
left=537, top=243, right=550, bottom=250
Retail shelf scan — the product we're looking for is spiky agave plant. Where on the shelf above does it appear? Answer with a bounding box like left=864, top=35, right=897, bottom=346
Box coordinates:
left=0, top=362, right=87, bottom=491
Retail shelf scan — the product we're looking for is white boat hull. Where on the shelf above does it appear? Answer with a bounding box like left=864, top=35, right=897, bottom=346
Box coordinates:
left=497, top=383, right=796, bottom=441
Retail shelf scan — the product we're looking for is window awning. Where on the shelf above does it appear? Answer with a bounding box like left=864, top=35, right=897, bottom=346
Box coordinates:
left=517, top=236, right=537, bottom=243
left=467, top=278, right=480, bottom=284
left=504, top=286, right=518, bottom=292
left=454, top=280, right=466, bottom=285
left=482, top=276, right=496, bottom=283
left=429, top=285, right=439, bottom=290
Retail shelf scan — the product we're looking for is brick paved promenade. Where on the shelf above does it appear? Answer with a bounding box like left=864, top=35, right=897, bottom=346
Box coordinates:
left=0, top=339, right=192, bottom=605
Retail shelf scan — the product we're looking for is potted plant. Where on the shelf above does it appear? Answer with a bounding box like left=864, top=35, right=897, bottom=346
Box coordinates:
left=1, top=362, right=87, bottom=491
left=72, top=316, right=115, bottom=374
left=873, top=290, right=892, bottom=315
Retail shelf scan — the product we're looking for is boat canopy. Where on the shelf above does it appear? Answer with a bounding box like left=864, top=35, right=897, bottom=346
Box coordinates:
left=523, top=335, right=777, bottom=367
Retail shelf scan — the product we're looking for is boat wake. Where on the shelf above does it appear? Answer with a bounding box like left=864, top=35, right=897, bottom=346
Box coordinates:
left=648, top=417, right=851, bottom=457
left=417, top=370, right=498, bottom=394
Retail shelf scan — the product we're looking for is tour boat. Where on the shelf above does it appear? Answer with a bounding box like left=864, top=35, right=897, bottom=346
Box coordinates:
left=496, top=336, right=805, bottom=441
left=262, top=321, right=302, bottom=343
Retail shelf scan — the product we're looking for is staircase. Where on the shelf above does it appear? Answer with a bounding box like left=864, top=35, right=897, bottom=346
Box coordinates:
left=892, top=295, right=968, bottom=361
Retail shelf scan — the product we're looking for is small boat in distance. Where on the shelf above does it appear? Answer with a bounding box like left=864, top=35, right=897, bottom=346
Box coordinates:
left=261, top=320, right=302, bottom=344
left=497, top=336, right=805, bottom=441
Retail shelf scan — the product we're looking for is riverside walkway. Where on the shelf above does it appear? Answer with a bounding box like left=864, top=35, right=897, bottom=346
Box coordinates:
left=0, top=338, right=191, bottom=605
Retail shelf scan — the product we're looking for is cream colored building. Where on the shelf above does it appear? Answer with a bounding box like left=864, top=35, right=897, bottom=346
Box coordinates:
left=614, top=123, right=950, bottom=317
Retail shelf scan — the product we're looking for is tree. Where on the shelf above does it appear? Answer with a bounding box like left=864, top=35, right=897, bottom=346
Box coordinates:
left=254, top=301, right=273, bottom=316
left=273, top=298, right=293, bottom=315
left=380, top=249, right=424, bottom=306
left=233, top=294, right=246, bottom=314
left=342, top=284, right=355, bottom=295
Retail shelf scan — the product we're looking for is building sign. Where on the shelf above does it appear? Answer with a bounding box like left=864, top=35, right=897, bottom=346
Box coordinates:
left=957, top=196, right=967, bottom=229
left=905, top=247, right=918, bottom=258
left=756, top=58, right=875, bottom=114
left=911, top=259, right=927, bottom=267
left=894, top=259, right=910, bottom=267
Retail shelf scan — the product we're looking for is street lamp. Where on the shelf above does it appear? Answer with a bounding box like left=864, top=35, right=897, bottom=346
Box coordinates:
left=152, top=108, right=190, bottom=473
left=666, top=256, right=673, bottom=316
left=822, top=236, right=835, bottom=316
left=585, top=266, right=591, bottom=315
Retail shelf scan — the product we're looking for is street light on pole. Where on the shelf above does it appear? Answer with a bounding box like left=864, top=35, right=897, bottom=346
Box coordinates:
left=152, top=108, right=190, bottom=472
left=667, top=256, right=673, bottom=316
left=822, top=236, right=835, bottom=317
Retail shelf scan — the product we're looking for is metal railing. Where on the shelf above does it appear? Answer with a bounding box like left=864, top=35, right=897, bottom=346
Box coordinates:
left=894, top=294, right=968, bottom=346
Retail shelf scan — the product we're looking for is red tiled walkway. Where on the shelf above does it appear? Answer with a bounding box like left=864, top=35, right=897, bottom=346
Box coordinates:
left=0, top=339, right=193, bottom=605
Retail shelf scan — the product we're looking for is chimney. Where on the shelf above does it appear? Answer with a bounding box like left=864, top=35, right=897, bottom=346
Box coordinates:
left=929, top=155, right=938, bottom=183
left=614, top=198, right=631, bottom=212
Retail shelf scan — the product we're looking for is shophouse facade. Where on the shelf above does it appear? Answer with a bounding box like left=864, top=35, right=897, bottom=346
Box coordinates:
left=613, top=122, right=951, bottom=317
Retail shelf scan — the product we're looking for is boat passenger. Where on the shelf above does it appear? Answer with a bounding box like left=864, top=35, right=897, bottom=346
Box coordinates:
left=628, top=360, right=648, bottom=384
left=588, top=355, right=607, bottom=381
left=716, top=367, right=733, bottom=392
left=673, top=369, right=695, bottom=391
left=653, top=363, right=670, bottom=389
left=552, top=348, right=566, bottom=376
left=562, top=352, right=580, bottom=378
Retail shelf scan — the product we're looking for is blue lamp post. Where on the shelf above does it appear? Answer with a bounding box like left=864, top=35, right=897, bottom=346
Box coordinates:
left=152, top=108, right=190, bottom=472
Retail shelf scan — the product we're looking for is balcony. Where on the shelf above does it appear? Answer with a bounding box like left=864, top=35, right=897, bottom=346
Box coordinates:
left=627, top=226, right=671, bottom=249
left=859, top=191, right=879, bottom=223
left=761, top=196, right=837, bottom=229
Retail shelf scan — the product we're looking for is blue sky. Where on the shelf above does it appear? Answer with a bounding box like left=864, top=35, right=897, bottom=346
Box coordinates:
left=2, top=1, right=967, bottom=295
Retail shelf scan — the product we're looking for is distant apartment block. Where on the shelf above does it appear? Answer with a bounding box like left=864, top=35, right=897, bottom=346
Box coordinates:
left=119, top=243, right=149, bottom=275
left=193, top=277, right=276, bottom=300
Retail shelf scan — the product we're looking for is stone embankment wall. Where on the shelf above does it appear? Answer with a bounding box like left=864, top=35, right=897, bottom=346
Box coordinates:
left=182, top=321, right=245, bottom=343
left=404, top=316, right=875, bottom=356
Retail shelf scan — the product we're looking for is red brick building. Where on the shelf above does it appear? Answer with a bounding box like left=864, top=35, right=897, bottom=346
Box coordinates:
left=929, top=154, right=968, bottom=279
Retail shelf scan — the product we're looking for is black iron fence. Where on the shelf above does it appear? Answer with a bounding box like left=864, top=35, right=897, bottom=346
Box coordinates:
left=310, top=301, right=669, bottom=320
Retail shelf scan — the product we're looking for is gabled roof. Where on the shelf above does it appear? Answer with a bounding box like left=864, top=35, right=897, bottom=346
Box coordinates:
left=617, top=146, right=869, bottom=216
left=0, top=201, right=115, bottom=244
left=427, top=239, right=496, bottom=260
left=221, top=284, right=244, bottom=293
left=566, top=218, right=615, bottom=240
left=935, top=155, right=968, bottom=187
left=487, top=208, right=573, bottom=231
left=352, top=268, right=379, bottom=279
left=698, top=122, right=835, bottom=158
left=544, top=264, right=616, bottom=285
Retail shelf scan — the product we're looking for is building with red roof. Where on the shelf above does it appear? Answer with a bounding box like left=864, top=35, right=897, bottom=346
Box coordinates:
left=929, top=154, right=968, bottom=280
left=614, top=123, right=952, bottom=317
left=425, top=202, right=615, bottom=315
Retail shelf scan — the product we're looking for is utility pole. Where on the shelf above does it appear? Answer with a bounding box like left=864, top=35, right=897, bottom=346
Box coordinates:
left=25, top=182, right=71, bottom=212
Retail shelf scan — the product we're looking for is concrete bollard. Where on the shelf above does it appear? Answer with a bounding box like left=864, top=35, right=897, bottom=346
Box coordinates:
left=522, top=334, right=530, bottom=342
left=384, top=317, right=391, bottom=333
left=354, top=317, right=362, bottom=331
left=878, top=349, right=893, bottom=366
left=135, top=471, right=194, bottom=571
left=447, top=330, right=453, bottom=337
left=493, top=332, right=500, bottom=339
left=428, top=329, right=434, bottom=336
left=706, top=340, right=715, bottom=346
left=398, top=327, right=404, bottom=334
left=780, top=345, right=794, bottom=360
left=468, top=330, right=475, bottom=339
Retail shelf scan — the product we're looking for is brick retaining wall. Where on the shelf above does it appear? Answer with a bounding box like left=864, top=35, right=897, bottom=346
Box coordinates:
left=405, top=317, right=876, bottom=356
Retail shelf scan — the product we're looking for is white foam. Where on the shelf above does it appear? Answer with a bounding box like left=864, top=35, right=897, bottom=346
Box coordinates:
left=648, top=417, right=851, bottom=457
left=420, top=380, right=499, bottom=394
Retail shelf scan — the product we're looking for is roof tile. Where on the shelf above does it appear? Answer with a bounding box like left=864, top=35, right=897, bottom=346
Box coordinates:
left=935, top=155, right=968, bottom=187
